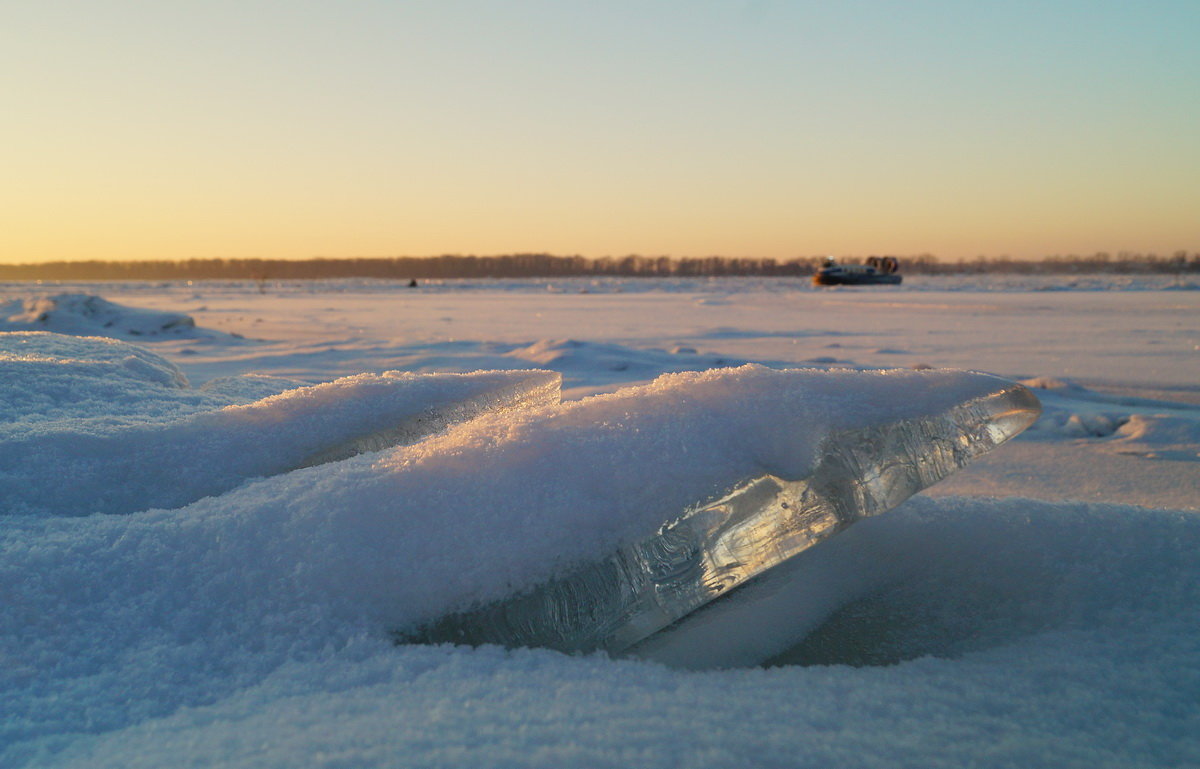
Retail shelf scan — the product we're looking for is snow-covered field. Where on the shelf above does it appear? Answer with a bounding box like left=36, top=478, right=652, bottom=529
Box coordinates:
left=2, top=276, right=1197, bottom=767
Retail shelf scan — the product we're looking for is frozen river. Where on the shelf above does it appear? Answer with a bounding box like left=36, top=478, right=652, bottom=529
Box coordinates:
left=1, top=276, right=1197, bottom=768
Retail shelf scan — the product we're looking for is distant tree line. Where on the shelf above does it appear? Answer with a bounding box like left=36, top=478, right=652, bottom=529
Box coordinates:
left=1, top=251, right=1197, bottom=281
left=910, top=251, right=1200, bottom=275
left=0, top=254, right=819, bottom=281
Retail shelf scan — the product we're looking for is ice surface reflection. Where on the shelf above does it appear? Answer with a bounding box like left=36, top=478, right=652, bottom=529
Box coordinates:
left=408, top=379, right=1041, bottom=656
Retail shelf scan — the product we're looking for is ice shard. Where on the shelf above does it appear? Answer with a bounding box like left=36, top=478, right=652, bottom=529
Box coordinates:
left=408, top=374, right=1040, bottom=655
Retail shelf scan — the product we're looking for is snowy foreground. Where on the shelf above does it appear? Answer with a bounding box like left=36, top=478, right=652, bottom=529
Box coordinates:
left=2, top=278, right=1198, bottom=768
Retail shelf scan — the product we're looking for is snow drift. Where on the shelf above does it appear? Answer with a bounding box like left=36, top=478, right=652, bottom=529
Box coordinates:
left=0, top=333, right=560, bottom=516
left=0, top=294, right=213, bottom=339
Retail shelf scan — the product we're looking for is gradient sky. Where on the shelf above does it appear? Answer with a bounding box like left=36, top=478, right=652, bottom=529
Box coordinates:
left=4, top=1, right=1198, bottom=263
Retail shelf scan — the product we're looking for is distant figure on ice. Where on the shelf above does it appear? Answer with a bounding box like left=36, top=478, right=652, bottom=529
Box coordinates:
left=408, top=279, right=419, bottom=288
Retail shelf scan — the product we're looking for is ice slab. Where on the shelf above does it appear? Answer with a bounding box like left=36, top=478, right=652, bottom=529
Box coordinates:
left=408, top=374, right=1040, bottom=655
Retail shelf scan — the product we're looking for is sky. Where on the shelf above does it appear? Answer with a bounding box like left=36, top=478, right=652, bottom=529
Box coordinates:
left=3, top=1, right=1198, bottom=264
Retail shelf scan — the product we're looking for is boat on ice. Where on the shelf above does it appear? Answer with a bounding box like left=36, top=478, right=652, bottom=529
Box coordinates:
left=813, top=256, right=902, bottom=286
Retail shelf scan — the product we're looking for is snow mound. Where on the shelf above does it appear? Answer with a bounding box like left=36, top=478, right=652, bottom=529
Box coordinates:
left=1018, top=375, right=1200, bottom=453
left=0, top=293, right=235, bottom=340
left=0, top=332, right=227, bottom=429
left=0, top=333, right=561, bottom=516
left=0, top=332, right=313, bottom=431
left=1107, top=414, right=1200, bottom=461
left=1, top=330, right=189, bottom=386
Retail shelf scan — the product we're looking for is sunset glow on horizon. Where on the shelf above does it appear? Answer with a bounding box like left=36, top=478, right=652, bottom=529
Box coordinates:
left=4, top=1, right=1198, bottom=264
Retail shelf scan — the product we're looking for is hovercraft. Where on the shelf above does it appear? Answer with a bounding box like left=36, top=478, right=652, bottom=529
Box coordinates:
left=813, top=256, right=902, bottom=286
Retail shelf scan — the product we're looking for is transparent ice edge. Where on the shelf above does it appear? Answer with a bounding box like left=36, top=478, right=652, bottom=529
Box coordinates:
left=405, top=380, right=1041, bottom=655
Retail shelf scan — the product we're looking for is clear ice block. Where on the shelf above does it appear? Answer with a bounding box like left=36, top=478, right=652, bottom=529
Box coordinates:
left=408, top=377, right=1041, bottom=655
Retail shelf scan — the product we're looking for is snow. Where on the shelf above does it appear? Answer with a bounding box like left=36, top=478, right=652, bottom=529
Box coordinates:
left=1, top=278, right=1197, bottom=767
left=1, top=332, right=561, bottom=516
left=0, top=293, right=237, bottom=341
